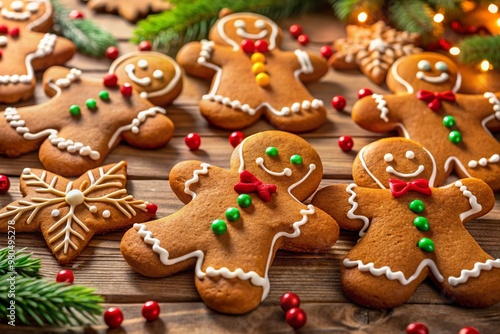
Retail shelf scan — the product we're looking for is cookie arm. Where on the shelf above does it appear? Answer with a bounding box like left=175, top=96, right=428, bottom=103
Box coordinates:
left=294, top=51, right=329, bottom=83
left=169, top=161, right=216, bottom=205
left=459, top=92, right=500, bottom=125
left=352, top=94, right=404, bottom=134
left=42, top=66, right=78, bottom=97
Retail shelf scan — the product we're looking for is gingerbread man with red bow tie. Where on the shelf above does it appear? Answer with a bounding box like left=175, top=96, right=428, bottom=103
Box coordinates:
left=312, top=137, right=500, bottom=309
left=352, top=52, right=500, bottom=191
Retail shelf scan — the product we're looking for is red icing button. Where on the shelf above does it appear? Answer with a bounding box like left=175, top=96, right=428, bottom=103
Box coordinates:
left=331, top=95, right=346, bottom=111
left=320, top=45, right=333, bottom=59
left=228, top=131, right=245, bottom=148
left=289, top=24, right=303, bottom=38
left=120, top=83, right=133, bottom=97
left=358, top=88, right=373, bottom=99
left=241, top=39, right=255, bottom=53
left=254, top=40, right=269, bottom=53
left=8, top=27, right=19, bottom=37
left=0, top=25, right=8, bottom=34
left=185, top=133, right=201, bottom=150
left=146, top=203, right=158, bottom=215
left=406, top=322, right=429, bottom=334
left=138, top=40, right=152, bottom=51
left=338, top=135, right=354, bottom=152
left=56, top=269, right=74, bottom=283
left=297, top=34, right=309, bottom=46
left=103, top=73, right=118, bottom=87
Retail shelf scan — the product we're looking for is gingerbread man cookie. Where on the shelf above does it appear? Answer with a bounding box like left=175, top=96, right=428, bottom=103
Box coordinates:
left=0, top=0, right=75, bottom=103
left=0, top=161, right=157, bottom=264
left=312, top=138, right=500, bottom=308
left=0, top=51, right=182, bottom=176
left=352, top=52, right=500, bottom=190
left=85, top=0, right=172, bottom=22
left=177, top=11, right=328, bottom=133
left=120, top=131, right=339, bottom=314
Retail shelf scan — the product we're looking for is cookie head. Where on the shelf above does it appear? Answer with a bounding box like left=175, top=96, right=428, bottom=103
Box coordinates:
left=353, top=138, right=437, bottom=189
left=209, top=11, right=282, bottom=51
left=0, top=0, right=50, bottom=27
left=109, top=51, right=183, bottom=106
left=230, top=131, right=322, bottom=200
left=387, top=52, right=461, bottom=93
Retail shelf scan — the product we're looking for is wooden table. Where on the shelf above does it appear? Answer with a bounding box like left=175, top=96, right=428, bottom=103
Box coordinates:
left=1, top=1, right=499, bottom=332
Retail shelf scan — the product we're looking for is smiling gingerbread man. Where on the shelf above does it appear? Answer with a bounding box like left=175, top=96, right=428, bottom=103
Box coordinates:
left=312, top=137, right=500, bottom=308
left=177, top=11, right=328, bottom=132
left=352, top=52, right=500, bottom=191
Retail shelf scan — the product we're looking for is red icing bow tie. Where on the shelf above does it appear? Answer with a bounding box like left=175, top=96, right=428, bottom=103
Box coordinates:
left=416, top=90, right=455, bottom=111
left=234, top=170, right=276, bottom=202
left=388, top=178, right=432, bottom=198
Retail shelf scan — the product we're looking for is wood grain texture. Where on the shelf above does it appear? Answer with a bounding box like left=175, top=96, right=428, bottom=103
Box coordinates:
left=0, top=0, right=499, bottom=332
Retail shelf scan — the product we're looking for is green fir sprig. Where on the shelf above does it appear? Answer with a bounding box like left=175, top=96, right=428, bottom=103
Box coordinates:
left=459, top=35, right=500, bottom=68
left=50, top=0, right=117, bottom=57
left=0, top=247, right=41, bottom=277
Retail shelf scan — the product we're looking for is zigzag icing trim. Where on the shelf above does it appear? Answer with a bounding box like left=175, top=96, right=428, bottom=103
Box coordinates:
left=346, top=183, right=370, bottom=237
left=454, top=180, right=482, bottom=222
left=448, top=259, right=500, bottom=286
left=372, top=94, right=389, bottom=122
left=184, top=163, right=211, bottom=199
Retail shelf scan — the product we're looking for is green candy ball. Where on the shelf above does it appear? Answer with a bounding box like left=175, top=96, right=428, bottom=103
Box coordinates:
left=225, top=207, right=240, bottom=222
left=418, top=237, right=435, bottom=252
left=442, top=115, right=455, bottom=128
left=413, top=216, right=430, bottom=232
left=449, top=130, right=462, bottom=144
left=266, top=146, right=278, bottom=157
left=69, top=104, right=81, bottom=116
left=211, top=219, right=227, bottom=235
left=99, top=90, right=110, bottom=101
left=86, top=98, right=97, bottom=109
left=237, top=194, right=252, bottom=208
left=290, top=154, right=303, bottom=165
left=409, top=199, right=425, bottom=213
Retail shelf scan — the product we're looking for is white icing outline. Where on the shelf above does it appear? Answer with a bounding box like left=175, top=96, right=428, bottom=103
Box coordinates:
left=386, top=165, right=424, bottom=178
left=416, top=71, right=449, bottom=83
left=2, top=0, right=50, bottom=31
left=256, top=157, right=292, bottom=177
left=372, top=94, right=389, bottom=122
left=184, top=163, right=211, bottom=199
left=346, top=183, right=370, bottom=237
left=454, top=180, right=482, bottom=222
left=448, top=259, right=500, bottom=286
left=125, top=63, right=152, bottom=86
left=236, top=27, right=268, bottom=40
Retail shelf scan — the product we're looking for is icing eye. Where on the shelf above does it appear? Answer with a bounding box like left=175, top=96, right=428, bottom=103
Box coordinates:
left=435, top=61, right=448, bottom=72
left=266, top=146, right=278, bottom=157
left=153, top=70, right=163, bottom=79
left=417, top=60, right=431, bottom=71
left=10, top=1, right=23, bottom=11
left=254, top=19, right=266, bottom=29
left=26, top=2, right=39, bottom=13
left=290, top=154, right=303, bottom=165
left=406, top=150, right=415, bottom=159
left=384, top=153, right=394, bottom=162
left=234, top=20, right=246, bottom=29
left=138, top=59, right=148, bottom=69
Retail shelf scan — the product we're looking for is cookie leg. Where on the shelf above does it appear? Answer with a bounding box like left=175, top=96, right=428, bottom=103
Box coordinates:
left=264, top=105, right=327, bottom=133
left=199, top=99, right=262, bottom=130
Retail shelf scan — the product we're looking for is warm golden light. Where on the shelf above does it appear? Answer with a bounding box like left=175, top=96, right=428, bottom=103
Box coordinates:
left=488, top=4, right=499, bottom=13
left=462, top=1, right=476, bottom=12
left=497, top=17, right=500, bottom=27
left=480, top=60, right=491, bottom=71
left=357, top=12, right=368, bottom=23
left=449, top=47, right=460, bottom=56
left=433, top=13, right=444, bottom=23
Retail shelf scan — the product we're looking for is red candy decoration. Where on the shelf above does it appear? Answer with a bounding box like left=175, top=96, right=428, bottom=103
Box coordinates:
left=8, top=27, right=19, bottom=38
left=120, top=83, right=133, bottom=97
left=338, top=135, right=354, bottom=152
left=241, top=39, right=255, bottom=53
left=289, top=24, right=303, bottom=38
left=103, top=73, right=118, bottom=87
left=285, top=307, right=307, bottom=329
left=254, top=40, right=269, bottom=53
left=406, top=322, right=429, bottom=334
left=228, top=131, right=245, bottom=148
left=459, top=327, right=480, bottom=334
left=185, top=133, right=201, bottom=150
left=320, top=45, right=333, bottom=59
left=280, top=292, right=300, bottom=312
left=69, top=10, right=84, bottom=19
left=56, top=269, right=74, bottom=283
left=138, top=40, right=152, bottom=51
left=0, top=175, right=10, bottom=194
left=146, top=203, right=158, bottom=215
left=105, top=46, right=119, bottom=60
left=297, top=34, right=309, bottom=46
left=142, top=300, right=160, bottom=322
left=104, top=307, right=123, bottom=329
left=0, top=50, right=3, bottom=59
left=331, top=95, right=346, bottom=111
left=0, top=24, right=8, bottom=34
left=358, top=88, right=373, bottom=99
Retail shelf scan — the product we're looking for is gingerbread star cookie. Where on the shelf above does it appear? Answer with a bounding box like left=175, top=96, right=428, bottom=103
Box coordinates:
left=177, top=11, right=328, bottom=133
left=352, top=52, right=500, bottom=191
left=0, top=0, right=75, bottom=103
left=121, top=131, right=339, bottom=314
left=312, top=138, right=500, bottom=309
left=85, top=0, right=172, bottom=22
left=0, top=161, right=157, bottom=264
left=0, top=51, right=182, bottom=176
left=330, top=21, right=421, bottom=84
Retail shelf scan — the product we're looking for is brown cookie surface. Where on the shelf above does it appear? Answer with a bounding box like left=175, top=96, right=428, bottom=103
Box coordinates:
left=86, top=0, right=172, bottom=22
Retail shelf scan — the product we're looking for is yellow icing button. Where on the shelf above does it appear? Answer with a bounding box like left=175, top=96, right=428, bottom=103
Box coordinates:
left=252, top=62, right=267, bottom=74
left=251, top=52, right=266, bottom=64
left=256, top=72, right=270, bottom=86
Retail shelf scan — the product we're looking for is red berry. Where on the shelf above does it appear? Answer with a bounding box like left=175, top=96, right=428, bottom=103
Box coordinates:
left=241, top=39, right=255, bottom=53
left=280, top=292, right=300, bottom=312
left=406, top=322, right=429, bottom=334
left=289, top=24, right=303, bottom=38
left=120, top=83, right=133, bottom=97
left=338, top=135, right=354, bottom=152
left=104, top=307, right=123, bottom=329
left=320, top=45, right=333, bottom=59
left=228, top=131, right=245, bottom=148
left=146, top=203, right=158, bottom=215
left=0, top=25, right=8, bottom=34
left=331, top=95, right=346, bottom=111
left=105, top=46, right=119, bottom=60
left=254, top=40, right=269, bottom=53
left=138, top=40, right=152, bottom=51
left=0, top=174, right=10, bottom=194
left=56, top=269, right=74, bottom=283
left=8, top=27, right=19, bottom=37
left=185, top=133, right=201, bottom=150
left=285, top=307, right=307, bottom=329
left=358, top=88, right=373, bottom=99
left=459, top=327, right=480, bottom=334
left=69, top=10, right=84, bottom=19
left=297, top=34, right=309, bottom=46
left=103, top=73, right=118, bottom=87
left=142, top=301, right=160, bottom=322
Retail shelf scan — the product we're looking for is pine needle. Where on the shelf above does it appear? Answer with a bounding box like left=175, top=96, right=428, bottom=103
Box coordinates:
left=459, top=35, right=500, bottom=68
left=0, top=247, right=41, bottom=277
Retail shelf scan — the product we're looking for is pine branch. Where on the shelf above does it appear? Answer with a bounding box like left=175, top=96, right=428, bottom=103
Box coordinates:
left=329, top=0, right=384, bottom=21
left=0, top=274, right=104, bottom=326
left=427, top=0, right=463, bottom=20
left=50, top=0, right=117, bottom=57
left=0, top=247, right=41, bottom=277
left=459, top=35, right=500, bottom=68
left=133, top=0, right=321, bottom=55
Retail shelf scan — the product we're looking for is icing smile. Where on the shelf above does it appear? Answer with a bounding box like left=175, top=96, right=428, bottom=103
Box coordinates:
left=386, top=165, right=425, bottom=178
left=125, top=64, right=152, bottom=86
left=256, top=157, right=292, bottom=176
left=1, top=1, right=40, bottom=20
left=236, top=28, right=268, bottom=39
left=416, top=71, right=449, bottom=83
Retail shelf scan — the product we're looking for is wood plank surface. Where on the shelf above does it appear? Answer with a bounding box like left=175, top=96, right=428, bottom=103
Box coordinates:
left=1, top=0, right=499, bottom=333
